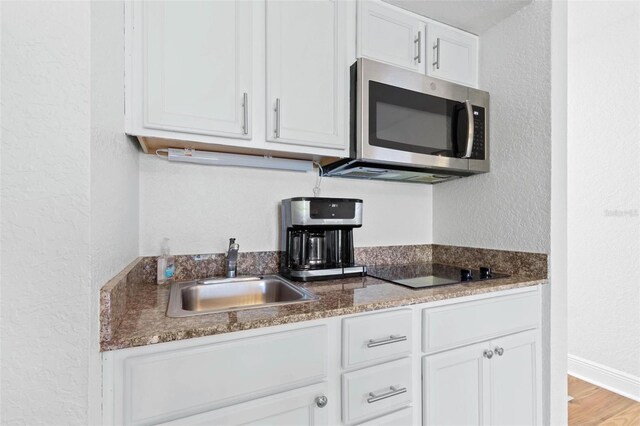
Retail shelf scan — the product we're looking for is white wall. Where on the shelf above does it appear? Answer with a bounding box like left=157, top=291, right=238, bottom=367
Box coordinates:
left=431, top=2, right=555, bottom=422
left=550, top=0, right=568, bottom=423
left=1, top=3, right=92, bottom=423
left=139, top=155, right=432, bottom=255
left=1, top=1, right=139, bottom=423
left=90, top=1, right=139, bottom=423
left=432, top=1, right=552, bottom=254
left=567, top=0, right=640, bottom=391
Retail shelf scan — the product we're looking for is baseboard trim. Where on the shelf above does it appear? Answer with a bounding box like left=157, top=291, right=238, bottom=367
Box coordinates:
left=568, top=354, right=640, bottom=402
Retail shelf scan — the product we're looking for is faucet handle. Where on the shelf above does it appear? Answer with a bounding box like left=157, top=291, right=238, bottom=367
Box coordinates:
left=228, top=238, right=239, bottom=253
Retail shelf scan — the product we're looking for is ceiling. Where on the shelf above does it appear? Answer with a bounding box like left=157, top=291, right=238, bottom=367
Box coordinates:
left=384, top=0, right=533, bottom=35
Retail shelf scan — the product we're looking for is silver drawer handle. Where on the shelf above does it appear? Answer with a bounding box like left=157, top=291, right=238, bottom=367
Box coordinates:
left=273, top=98, right=281, bottom=138
left=495, top=347, right=504, bottom=356
left=433, top=37, right=440, bottom=69
left=242, top=92, right=248, bottom=135
left=367, top=335, right=407, bottom=348
left=367, top=386, right=407, bottom=404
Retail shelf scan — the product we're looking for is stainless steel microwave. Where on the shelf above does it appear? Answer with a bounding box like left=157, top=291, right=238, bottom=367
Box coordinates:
left=323, top=58, right=490, bottom=184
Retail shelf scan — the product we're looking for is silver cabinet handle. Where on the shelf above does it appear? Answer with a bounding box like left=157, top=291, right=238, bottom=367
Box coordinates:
left=483, top=349, right=494, bottom=359
left=432, top=37, right=440, bottom=69
left=273, top=98, right=281, bottom=138
left=367, top=335, right=407, bottom=348
left=367, top=386, right=407, bottom=404
left=495, top=347, right=504, bottom=356
left=315, top=395, right=328, bottom=408
left=414, top=31, right=422, bottom=63
left=461, top=100, right=474, bottom=159
left=242, top=92, right=248, bottom=135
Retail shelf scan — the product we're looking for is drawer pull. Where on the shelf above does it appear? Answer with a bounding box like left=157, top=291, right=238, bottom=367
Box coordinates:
left=367, top=335, right=407, bottom=348
left=367, top=386, right=407, bottom=403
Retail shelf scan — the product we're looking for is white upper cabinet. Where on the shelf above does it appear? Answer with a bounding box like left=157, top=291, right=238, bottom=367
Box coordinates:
left=266, top=0, right=348, bottom=150
left=357, top=1, right=478, bottom=88
left=357, top=1, right=425, bottom=74
left=143, top=1, right=252, bottom=138
left=426, top=21, right=478, bottom=87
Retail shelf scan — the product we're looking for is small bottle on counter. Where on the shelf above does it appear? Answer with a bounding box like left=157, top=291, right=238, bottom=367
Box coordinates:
left=157, top=238, right=175, bottom=285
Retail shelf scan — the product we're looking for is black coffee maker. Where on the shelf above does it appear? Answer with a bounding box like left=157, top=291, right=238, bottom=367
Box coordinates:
left=281, top=197, right=366, bottom=281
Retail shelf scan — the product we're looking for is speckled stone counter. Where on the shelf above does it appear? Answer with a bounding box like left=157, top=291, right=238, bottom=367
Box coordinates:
left=100, top=244, right=547, bottom=351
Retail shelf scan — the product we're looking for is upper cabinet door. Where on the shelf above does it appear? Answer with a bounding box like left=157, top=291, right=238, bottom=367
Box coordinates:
left=426, top=22, right=478, bottom=87
left=144, top=1, right=252, bottom=138
left=358, top=1, right=425, bottom=74
left=266, top=0, right=347, bottom=149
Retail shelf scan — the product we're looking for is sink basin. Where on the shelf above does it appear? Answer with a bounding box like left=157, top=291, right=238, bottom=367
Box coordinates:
left=166, top=275, right=318, bottom=317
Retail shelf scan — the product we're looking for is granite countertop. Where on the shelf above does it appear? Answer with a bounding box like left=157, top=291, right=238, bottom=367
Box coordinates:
left=101, top=271, right=545, bottom=351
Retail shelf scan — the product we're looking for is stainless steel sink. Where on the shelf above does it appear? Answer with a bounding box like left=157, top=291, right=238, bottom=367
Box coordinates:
left=166, top=275, right=318, bottom=317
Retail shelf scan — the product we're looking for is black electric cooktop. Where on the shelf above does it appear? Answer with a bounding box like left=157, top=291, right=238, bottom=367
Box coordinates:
left=367, top=263, right=509, bottom=289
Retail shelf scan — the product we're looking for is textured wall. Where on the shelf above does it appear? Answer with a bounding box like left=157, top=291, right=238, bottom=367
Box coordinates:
left=138, top=154, right=433, bottom=255
left=432, top=2, right=553, bottom=421
left=567, top=1, right=640, bottom=378
left=1, top=2, right=92, bottom=424
left=432, top=2, right=552, bottom=254
left=89, top=1, right=140, bottom=423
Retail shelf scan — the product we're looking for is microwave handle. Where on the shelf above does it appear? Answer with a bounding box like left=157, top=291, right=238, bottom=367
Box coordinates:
left=461, top=100, right=474, bottom=159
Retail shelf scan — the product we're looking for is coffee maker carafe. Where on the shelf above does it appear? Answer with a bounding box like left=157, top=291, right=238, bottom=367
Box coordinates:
left=281, top=198, right=366, bottom=281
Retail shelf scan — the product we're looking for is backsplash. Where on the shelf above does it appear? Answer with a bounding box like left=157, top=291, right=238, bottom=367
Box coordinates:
left=132, top=245, right=435, bottom=284
left=127, top=243, right=546, bottom=286
left=432, top=245, right=548, bottom=278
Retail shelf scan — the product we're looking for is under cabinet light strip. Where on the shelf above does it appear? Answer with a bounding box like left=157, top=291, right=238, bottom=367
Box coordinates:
left=163, top=148, right=314, bottom=172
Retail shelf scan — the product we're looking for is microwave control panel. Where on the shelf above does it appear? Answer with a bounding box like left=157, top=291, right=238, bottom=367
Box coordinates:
left=471, top=106, right=486, bottom=160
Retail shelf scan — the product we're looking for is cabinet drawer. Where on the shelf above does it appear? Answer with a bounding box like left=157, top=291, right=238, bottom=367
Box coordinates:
left=356, top=407, right=414, bottom=425
left=342, top=358, right=413, bottom=425
left=342, top=309, right=412, bottom=369
left=422, top=291, right=539, bottom=353
left=123, top=326, right=327, bottom=425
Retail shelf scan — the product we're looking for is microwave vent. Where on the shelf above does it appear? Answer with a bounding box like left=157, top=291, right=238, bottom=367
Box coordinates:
left=406, top=175, right=459, bottom=184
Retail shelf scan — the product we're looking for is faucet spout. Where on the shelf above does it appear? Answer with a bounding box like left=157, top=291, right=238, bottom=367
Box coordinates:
left=226, top=238, right=239, bottom=278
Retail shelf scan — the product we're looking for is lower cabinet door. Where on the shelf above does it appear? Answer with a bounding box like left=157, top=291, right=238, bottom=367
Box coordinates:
left=422, top=342, right=489, bottom=426
left=489, top=330, right=540, bottom=426
left=159, top=382, right=329, bottom=426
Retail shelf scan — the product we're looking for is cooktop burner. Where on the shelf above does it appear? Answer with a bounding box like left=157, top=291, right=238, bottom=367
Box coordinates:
left=367, top=263, right=509, bottom=289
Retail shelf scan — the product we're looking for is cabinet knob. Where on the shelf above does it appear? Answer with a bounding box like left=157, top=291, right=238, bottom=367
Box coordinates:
left=315, top=395, right=328, bottom=408
left=495, top=347, right=504, bottom=356
left=483, top=349, right=494, bottom=359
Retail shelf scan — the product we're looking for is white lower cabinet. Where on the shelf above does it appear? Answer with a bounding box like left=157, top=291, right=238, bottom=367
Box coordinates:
left=422, top=329, right=540, bottom=426
left=103, top=287, right=542, bottom=426
left=159, top=382, right=329, bottom=426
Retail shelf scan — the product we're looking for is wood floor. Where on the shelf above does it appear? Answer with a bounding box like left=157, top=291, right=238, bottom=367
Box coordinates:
left=569, top=375, right=640, bottom=425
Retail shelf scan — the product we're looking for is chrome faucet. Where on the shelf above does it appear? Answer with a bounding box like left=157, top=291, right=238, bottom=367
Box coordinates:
left=226, top=238, right=239, bottom=278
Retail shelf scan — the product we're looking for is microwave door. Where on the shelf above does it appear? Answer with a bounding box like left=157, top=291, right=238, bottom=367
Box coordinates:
left=363, top=81, right=469, bottom=171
